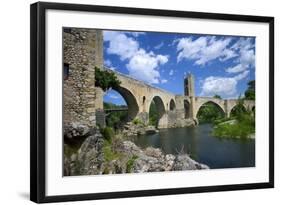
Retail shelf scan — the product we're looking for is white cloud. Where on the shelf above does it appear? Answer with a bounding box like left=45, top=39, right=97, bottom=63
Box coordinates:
left=124, top=31, right=146, bottom=37
left=234, top=70, right=250, bottom=81
left=126, top=49, right=168, bottom=84
left=226, top=64, right=246, bottom=73
left=154, top=42, right=164, bottom=50
left=104, top=59, right=112, bottom=67
left=169, top=69, right=174, bottom=76
left=176, top=36, right=234, bottom=65
left=104, top=31, right=169, bottom=84
left=226, top=37, right=255, bottom=73
left=104, top=31, right=139, bottom=60
left=104, top=59, right=116, bottom=70
left=161, top=79, right=168, bottom=84
left=200, top=70, right=249, bottom=98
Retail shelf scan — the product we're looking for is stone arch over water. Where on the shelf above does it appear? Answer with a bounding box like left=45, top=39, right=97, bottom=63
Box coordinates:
left=149, top=96, right=166, bottom=128
left=229, top=103, right=247, bottom=117
left=195, top=101, right=226, bottom=120
left=112, top=86, right=139, bottom=121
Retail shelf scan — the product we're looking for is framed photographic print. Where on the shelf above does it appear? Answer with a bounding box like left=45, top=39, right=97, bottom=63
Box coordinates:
left=30, top=2, right=274, bottom=203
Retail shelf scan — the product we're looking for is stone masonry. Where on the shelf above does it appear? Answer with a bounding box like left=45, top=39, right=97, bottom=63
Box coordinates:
left=63, top=28, right=103, bottom=128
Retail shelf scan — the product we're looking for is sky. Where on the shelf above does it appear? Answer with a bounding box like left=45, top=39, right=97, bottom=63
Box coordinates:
left=103, top=30, right=255, bottom=105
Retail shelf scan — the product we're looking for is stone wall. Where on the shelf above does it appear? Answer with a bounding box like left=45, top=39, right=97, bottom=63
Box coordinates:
left=63, top=28, right=103, bottom=128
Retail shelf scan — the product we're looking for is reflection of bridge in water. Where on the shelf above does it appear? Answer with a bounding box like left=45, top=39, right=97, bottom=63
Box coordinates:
left=96, top=68, right=255, bottom=129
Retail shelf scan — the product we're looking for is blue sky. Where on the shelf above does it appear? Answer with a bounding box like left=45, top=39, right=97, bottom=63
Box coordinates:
left=103, top=30, right=255, bottom=105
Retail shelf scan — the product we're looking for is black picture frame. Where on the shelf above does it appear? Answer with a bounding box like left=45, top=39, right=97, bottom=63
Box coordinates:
left=30, top=2, right=274, bottom=203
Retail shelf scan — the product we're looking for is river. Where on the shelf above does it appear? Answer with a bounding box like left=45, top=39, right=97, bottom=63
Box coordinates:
left=131, top=124, right=255, bottom=169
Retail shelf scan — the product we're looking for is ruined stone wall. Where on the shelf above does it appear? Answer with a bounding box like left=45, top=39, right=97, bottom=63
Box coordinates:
left=63, top=28, right=103, bottom=128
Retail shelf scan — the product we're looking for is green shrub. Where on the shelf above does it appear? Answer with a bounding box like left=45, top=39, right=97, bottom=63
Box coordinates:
left=126, top=155, right=138, bottom=173
left=213, top=112, right=255, bottom=139
left=101, top=127, right=115, bottom=142
left=132, top=118, right=143, bottom=125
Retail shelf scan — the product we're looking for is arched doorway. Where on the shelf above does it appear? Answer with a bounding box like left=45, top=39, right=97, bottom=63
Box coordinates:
left=196, top=101, right=225, bottom=123
left=149, top=96, right=166, bottom=128
left=169, top=99, right=176, bottom=111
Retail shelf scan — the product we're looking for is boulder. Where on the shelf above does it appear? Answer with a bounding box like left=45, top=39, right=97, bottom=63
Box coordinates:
left=145, top=126, right=157, bottom=134
left=64, top=122, right=90, bottom=139
left=173, top=154, right=209, bottom=171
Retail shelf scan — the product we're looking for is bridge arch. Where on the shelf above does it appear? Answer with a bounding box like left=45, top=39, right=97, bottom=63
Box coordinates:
left=169, top=99, right=176, bottom=111
left=110, top=86, right=139, bottom=121
left=229, top=103, right=247, bottom=117
left=195, top=99, right=225, bottom=116
left=195, top=100, right=226, bottom=121
left=149, top=96, right=166, bottom=128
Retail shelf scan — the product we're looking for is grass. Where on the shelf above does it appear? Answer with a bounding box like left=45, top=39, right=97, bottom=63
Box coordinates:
left=126, top=155, right=138, bottom=173
left=132, top=118, right=144, bottom=126
left=102, top=140, right=123, bottom=162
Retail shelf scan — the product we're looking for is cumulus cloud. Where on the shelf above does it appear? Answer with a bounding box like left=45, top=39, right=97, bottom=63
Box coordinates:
left=200, top=70, right=249, bottom=98
left=161, top=79, right=168, bottom=84
left=104, top=31, right=169, bottom=84
left=126, top=49, right=168, bottom=84
left=104, top=31, right=139, bottom=60
left=176, top=36, right=234, bottom=65
left=226, top=37, right=255, bottom=73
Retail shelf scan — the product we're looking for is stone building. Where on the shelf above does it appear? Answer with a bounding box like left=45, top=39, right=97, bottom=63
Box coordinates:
left=63, top=28, right=103, bottom=128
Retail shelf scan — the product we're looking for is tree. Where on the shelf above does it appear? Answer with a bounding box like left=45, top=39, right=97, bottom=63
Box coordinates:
left=213, top=94, right=222, bottom=99
left=244, top=80, right=255, bottom=100
left=149, top=101, right=158, bottom=127
left=95, top=67, right=121, bottom=92
left=104, top=102, right=128, bottom=129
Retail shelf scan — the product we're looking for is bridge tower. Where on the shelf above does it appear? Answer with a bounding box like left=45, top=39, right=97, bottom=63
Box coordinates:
left=184, top=73, right=196, bottom=121
left=184, top=73, right=195, bottom=97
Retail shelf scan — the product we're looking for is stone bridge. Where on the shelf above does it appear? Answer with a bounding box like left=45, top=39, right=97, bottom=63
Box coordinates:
left=62, top=28, right=254, bottom=129
left=96, top=69, right=255, bottom=128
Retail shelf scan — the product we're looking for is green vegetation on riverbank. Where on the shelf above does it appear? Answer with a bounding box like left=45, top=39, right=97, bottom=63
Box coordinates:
left=196, top=87, right=255, bottom=139
left=213, top=111, right=255, bottom=139
left=213, top=97, right=255, bottom=139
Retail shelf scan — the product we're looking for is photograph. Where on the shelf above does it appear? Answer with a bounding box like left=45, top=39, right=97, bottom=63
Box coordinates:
left=63, top=28, right=256, bottom=176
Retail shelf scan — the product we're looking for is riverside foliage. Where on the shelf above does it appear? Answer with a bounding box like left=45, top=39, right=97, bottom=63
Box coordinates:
left=196, top=89, right=255, bottom=139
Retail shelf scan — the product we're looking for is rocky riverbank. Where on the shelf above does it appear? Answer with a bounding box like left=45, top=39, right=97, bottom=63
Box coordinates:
left=64, top=124, right=208, bottom=176
left=122, top=122, right=158, bottom=137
